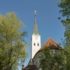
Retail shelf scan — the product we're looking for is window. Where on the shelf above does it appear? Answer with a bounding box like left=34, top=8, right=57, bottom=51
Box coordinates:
left=34, top=43, right=35, bottom=46
left=34, top=43, right=39, bottom=46
left=37, top=43, right=39, bottom=46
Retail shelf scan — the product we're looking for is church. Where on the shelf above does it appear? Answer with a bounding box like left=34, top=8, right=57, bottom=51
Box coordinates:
left=22, top=11, right=62, bottom=70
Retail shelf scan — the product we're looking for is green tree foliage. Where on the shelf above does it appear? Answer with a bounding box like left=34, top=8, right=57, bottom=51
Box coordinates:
left=59, top=0, right=70, bottom=46
left=59, top=0, right=70, bottom=69
left=0, top=13, right=26, bottom=70
left=40, top=48, right=66, bottom=70
left=64, top=46, right=70, bottom=70
left=59, top=0, right=70, bottom=17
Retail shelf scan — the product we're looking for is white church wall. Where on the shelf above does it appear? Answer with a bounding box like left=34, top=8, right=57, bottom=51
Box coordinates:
left=32, top=34, right=41, bottom=58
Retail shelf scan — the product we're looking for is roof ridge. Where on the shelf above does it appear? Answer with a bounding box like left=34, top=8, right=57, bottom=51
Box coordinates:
left=44, top=38, right=59, bottom=48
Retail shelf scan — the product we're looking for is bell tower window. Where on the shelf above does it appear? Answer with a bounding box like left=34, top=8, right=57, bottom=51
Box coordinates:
left=37, top=43, right=39, bottom=46
left=34, top=43, right=35, bottom=46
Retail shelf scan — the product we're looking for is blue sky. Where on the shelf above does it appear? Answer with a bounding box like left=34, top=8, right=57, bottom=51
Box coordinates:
left=0, top=0, right=64, bottom=70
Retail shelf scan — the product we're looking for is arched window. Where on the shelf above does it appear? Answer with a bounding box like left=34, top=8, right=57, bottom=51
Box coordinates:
left=34, top=43, right=36, bottom=46
left=37, top=43, right=39, bottom=46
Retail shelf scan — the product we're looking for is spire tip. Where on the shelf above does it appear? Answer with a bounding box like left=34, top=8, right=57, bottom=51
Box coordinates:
left=34, top=10, right=37, bottom=15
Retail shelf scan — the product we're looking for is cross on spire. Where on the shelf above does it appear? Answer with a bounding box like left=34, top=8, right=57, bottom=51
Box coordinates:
left=34, top=10, right=37, bottom=16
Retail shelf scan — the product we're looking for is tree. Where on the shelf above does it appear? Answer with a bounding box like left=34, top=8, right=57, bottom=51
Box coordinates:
left=0, top=13, right=26, bottom=70
left=40, top=48, right=65, bottom=70
left=59, top=0, right=70, bottom=46
left=59, top=0, right=70, bottom=69
left=33, top=47, right=66, bottom=70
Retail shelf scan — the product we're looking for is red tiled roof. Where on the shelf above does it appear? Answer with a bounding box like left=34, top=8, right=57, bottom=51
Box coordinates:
left=44, top=38, right=59, bottom=49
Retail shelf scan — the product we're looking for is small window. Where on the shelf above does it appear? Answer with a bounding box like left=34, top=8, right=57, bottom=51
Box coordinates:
left=34, top=43, right=35, bottom=46
left=37, top=43, right=39, bottom=46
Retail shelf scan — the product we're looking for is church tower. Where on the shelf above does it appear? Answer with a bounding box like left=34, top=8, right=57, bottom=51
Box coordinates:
left=32, top=11, right=41, bottom=59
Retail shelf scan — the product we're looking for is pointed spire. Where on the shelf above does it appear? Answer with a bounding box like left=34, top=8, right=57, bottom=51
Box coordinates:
left=33, top=10, right=39, bottom=34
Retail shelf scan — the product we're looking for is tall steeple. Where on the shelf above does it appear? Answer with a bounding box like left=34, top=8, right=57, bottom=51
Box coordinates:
left=31, top=10, right=41, bottom=59
left=33, top=10, right=39, bottom=34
